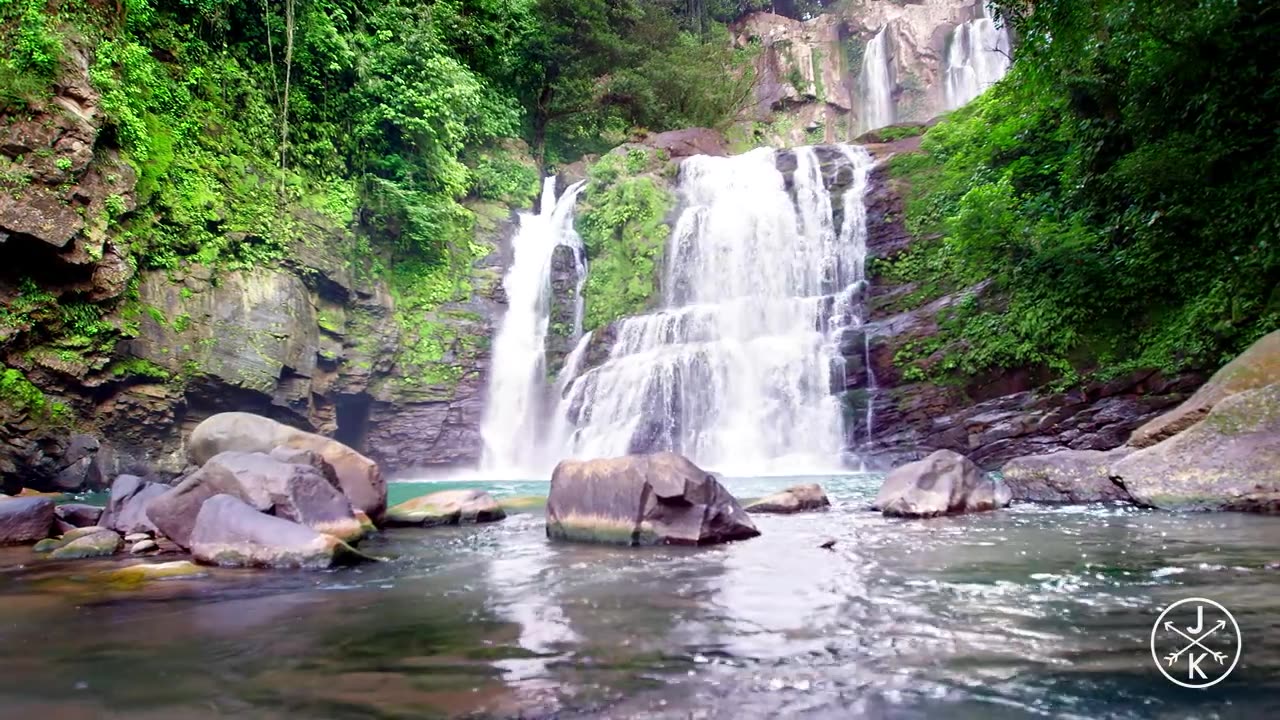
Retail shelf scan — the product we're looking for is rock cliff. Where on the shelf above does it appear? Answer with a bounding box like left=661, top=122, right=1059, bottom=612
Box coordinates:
left=733, top=0, right=1005, bottom=146
left=1, top=53, right=526, bottom=490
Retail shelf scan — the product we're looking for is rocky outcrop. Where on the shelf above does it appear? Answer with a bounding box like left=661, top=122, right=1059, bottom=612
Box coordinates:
left=872, top=449, right=1011, bottom=517
left=547, top=453, right=760, bottom=546
left=745, top=483, right=831, bottom=514
left=1127, top=330, right=1280, bottom=448
left=189, top=494, right=366, bottom=569
left=640, top=128, right=729, bottom=159
left=187, top=412, right=385, bottom=520
left=100, top=474, right=166, bottom=535
left=1112, top=383, right=1280, bottom=512
left=55, top=502, right=104, bottom=527
left=0, top=496, right=55, bottom=544
left=149, top=447, right=365, bottom=548
left=1001, top=448, right=1133, bottom=503
left=383, top=489, right=506, bottom=527
left=856, top=157, right=1205, bottom=470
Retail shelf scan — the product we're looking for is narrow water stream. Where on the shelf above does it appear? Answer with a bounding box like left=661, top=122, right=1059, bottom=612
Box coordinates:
left=2, top=476, right=1277, bottom=719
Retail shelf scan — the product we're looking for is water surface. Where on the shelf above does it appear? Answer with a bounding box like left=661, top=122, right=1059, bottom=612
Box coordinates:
left=1, top=475, right=1278, bottom=719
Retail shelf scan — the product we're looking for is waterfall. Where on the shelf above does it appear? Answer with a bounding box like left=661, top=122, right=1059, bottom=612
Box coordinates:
left=859, top=29, right=895, bottom=134
left=479, top=177, right=586, bottom=476
left=943, top=5, right=1012, bottom=109
left=555, top=146, right=875, bottom=475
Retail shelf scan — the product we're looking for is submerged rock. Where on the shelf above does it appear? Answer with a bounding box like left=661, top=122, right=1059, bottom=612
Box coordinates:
left=148, top=451, right=364, bottom=549
left=101, top=474, right=166, bottom=535
left=745, top=483, right=831, bottom=514
left=130, top=539, right=158, bottom=554
left=1129, top=329, right=1280, bottom=448
left=497, top=495, right=547, bottom=513
left=189, top=494, right=368, bottom=569
left=384, top=489, right=506, bottom=527
left=104, top=560, right=207, bottom=586
left=0, top=497, right=55, bottom=545
left=873, top=450, right=1012, bottom=518
left=48, top=528, right=122, bottom=560
left=1112, top=383, right=1280, bottom=512
left=1001, top=448, right=1134, bottom=503
left=187, top=412, right=387, bottom=520
left=55, top=503, right=104, bottom=528
left=547, top=453, right=760, bottom=546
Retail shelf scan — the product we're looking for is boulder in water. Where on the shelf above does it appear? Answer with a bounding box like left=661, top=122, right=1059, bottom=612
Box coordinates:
left=55, top=502, right=104, bottom=528
left=148, top=451, right=364, bottom=549
left=189, top=494, right=369, bottom=569
left=48, top=527, right=122, bottom=559
left=745, top=483, right=831, bottom=514
left=0, top=496, right=55, bottom=545
left=104, top=560, right=206, bottom=586
left=1001, top=448, right=1133, bottom=503
left=384, top=489, right=506, bottom=527
left=547, top=453, right=760, bottom=546
left=101, top=475, right=166, bottom=535
left=187, top=412, right=387, bottom=520
left=1129, top=329, right=1280, bottom=448
left=873, top=450, right=1012, bottom=518
left=1112, top=383, right=1280, bottom=511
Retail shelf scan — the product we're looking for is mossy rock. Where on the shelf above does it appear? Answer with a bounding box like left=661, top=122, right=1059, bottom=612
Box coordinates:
left=101, top=561, right=208, bottom=589
left=496, top=495, right=547, bottom=513
left=48, top=529, right=122, bottom=559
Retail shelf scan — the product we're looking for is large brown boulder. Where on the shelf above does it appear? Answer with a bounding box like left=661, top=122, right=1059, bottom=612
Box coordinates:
left=1112, top=383, right=1280, bottom=511
left=1001, top=448, right=1134, bottom=503
left=0, top=496, right=55, bottom=545
left=189, top=494, right=366, bottom=569
left=1129, top=330, right=1280, bottom=448
left=873, top=450, right=1012, bottom=518
left=187, top=412, right=386, bottom=519
left=147, top=451, right=363, bottom=549
left=547, top=453, right=760, bottom=546
left=384, top=489, right=506, bottom=527
left=745, top=483, right=831, bottom=514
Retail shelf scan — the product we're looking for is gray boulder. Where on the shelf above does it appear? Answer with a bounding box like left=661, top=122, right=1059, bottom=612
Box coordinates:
left=101, top=474, right=167, bottom=535
left=1112, top=383, right=1280, bottom=511
left=55, top=502, right=104, bottom=528
left=547, top=453, right=760, bottom=546
left=187, top=412, right=386, bottom=520
left=190, top=494, right=366, bottom=569
left=384, top=489, right=506, bottom=527
left=0, top=496, right=55, bottom=545
left=873, top=450, right=1012, bottom=518
left=1001, top=448, right=1133, bottom=503
left=147, top=451, right=363, bottom=549
left=745, top=483, right=831, bottom=514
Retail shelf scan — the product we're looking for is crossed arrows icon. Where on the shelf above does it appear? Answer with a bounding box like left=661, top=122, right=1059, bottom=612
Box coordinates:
left=1163, top=619, right=1229, bottom=666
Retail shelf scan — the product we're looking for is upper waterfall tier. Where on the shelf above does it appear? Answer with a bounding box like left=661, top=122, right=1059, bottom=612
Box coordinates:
left=556, top=145, right=874, bottom=476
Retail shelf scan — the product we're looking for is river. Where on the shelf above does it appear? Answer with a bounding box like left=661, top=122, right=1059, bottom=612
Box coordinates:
left=1, top=474, right=1277, bottom=719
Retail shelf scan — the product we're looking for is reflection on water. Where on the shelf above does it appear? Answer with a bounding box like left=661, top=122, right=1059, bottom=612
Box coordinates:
left=1, top=475, right=1279, bottom=719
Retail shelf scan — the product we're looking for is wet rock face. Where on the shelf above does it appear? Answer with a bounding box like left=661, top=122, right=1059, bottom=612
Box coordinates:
left=1112, top=383, right=1280, bottom=512
left=872, top=449, right=1011, bottom=518
left=547, top=453, right=760, bottom=546
left=1001, top=448, right=1134, bottom=504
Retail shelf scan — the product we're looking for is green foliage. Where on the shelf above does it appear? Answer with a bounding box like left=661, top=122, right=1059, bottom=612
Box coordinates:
left=107, top=357, right=172, bottom=381
left=0, top=366, right=70, bottom=423
left=577, top=150, right=675, bottom=330
left=468, top=146, right=541, bottom=207
left=883, top=0, right=1280, bottom=385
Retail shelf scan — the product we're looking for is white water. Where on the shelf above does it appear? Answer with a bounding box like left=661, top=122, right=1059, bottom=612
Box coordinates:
left=943, top=4, right=1012, bottom=109
left=479, top=177, right=586, bottom=476
left=554, top=146, right=875, bottom=475
left=859, top=29, right=895, bottom=134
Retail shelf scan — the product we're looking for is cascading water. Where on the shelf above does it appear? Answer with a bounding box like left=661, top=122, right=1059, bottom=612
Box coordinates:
left=479, top=177, right=586, bottom=476
left=858, top=28, right=895, bottom=134
left=943, top=4, right=1012, bottom=109
left=554, top=146, right=875, bottom=475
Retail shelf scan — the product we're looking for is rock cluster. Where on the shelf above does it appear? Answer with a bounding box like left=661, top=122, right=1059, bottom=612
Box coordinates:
left=873, top=449, right=1011, bottom=518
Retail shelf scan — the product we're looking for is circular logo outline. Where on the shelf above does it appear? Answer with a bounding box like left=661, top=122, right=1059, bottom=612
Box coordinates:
left=1150, top=597, right=1241, bottom=689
